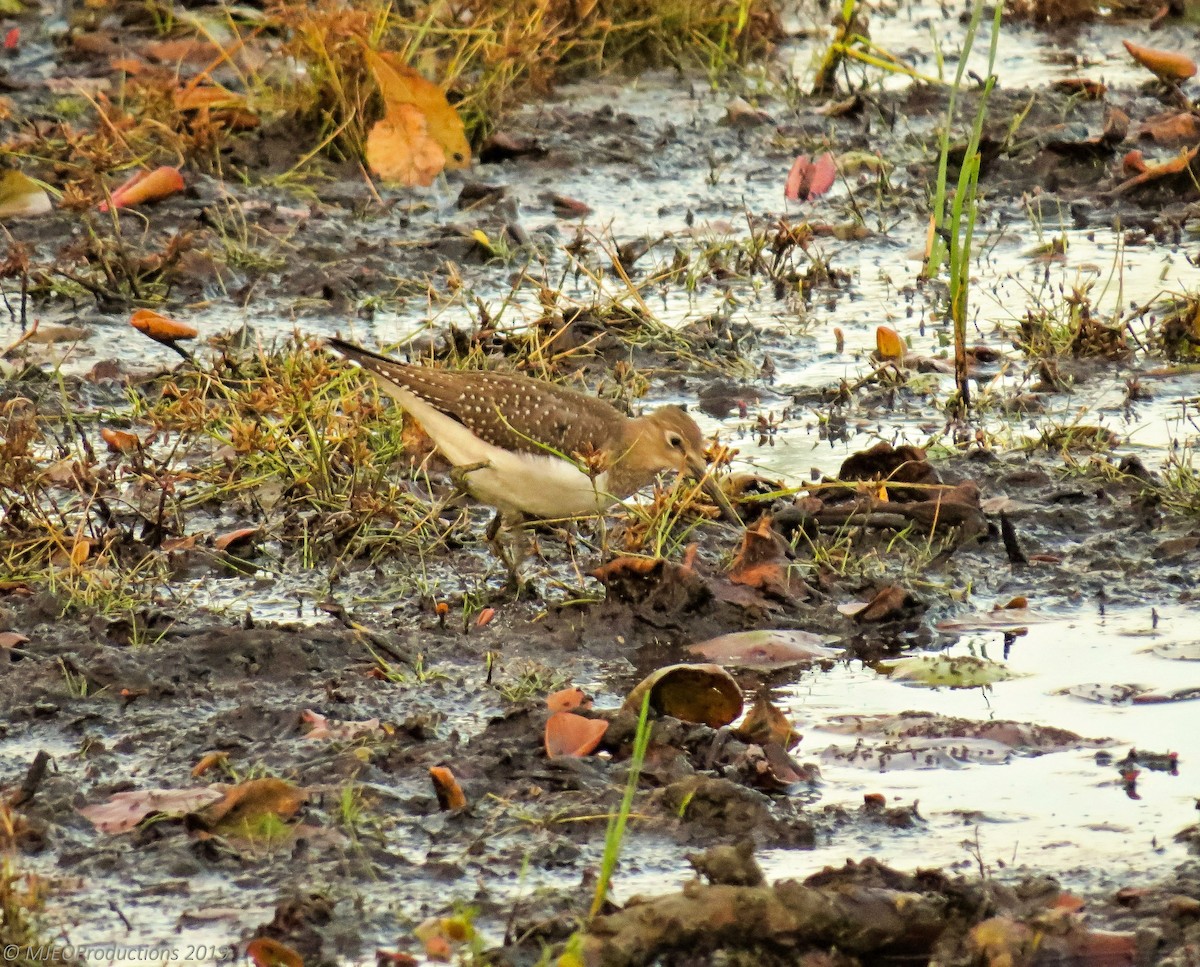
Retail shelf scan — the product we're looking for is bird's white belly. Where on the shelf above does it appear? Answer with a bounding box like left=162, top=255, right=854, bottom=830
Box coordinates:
left=465, top=451, right=613, bottom=519
left=372, top=376, right=616, bottom=519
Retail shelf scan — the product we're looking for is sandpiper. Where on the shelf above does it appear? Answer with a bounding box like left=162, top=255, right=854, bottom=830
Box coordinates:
left=325, top=337, right=737, bottom=530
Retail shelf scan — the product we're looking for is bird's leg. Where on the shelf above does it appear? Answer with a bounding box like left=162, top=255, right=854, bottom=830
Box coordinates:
left=449, top=460, right=490, bottom=497
left=488, top=513, right=537, bottom=595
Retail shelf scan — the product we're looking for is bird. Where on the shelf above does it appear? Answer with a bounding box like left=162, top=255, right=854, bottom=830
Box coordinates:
left=325, top=337, right=738, bottom=533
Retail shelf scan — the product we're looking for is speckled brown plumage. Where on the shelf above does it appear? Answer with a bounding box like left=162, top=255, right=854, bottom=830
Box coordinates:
left=328, top=338, right=629, bottom=458
left=325, top=337, right=729, bottom=522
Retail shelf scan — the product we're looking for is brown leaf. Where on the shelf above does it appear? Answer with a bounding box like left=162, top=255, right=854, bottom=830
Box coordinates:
left=1110, top=145, right=1198, bottom=195
left=727, top=517, right=807, bottom=603
left=366, top=104, right=447, bottom=188
left=875, top=325, right=905, bottom=361
left=856, top=585, right=911, bottom=623
left=79, top=787, right=224, bottom=834
left=1135, top=111, right=1200, bottom=144
left=246, top=938, right=304, bottom=967
left=544, top=712, right=609, bottom=757
left=429, top=766, right=467, bottom=810
left=1123, top=40, right=1197, bottom=82
left=130, top=308, right=198, bottom=344
left=192, top=777, right=306, bottom=835
left=622, top=663, right=743, bottom=728
left=547, top=686, right=589, bottom=713
left=688, top=630, right=839, bottom=671
left=213, top=527, right=260, bottom=552
left=733, top=693, right=801, bottom=748
left=102, top=166, right=184, bottom=212
left=100, top=427, right=139, bottom=453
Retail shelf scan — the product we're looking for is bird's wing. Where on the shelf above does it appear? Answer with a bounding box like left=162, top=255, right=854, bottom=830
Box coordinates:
left=327, top=338, right=623, bottom=460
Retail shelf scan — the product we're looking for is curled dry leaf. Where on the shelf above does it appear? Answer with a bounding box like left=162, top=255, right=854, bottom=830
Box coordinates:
left=213, top=527, right=260, bottom=552
left=101, top=166, right=185, bottom=212
left=366, top=49, right=471, bottom=170
left=545, top=711, right=608, bottom=757
left=245, top=938, right=304, bottom=967
left=0, top=631, right=30, bottom=649
left=1122, top=40, right=1197, bottom=83
left=875, top=325, right=905, bottom=361
left=191, top=777, right=306, bottom=836
left=429, top=766, right=467, bottom=810
left=100, top=427, right=139, bottom=453
left=784, top=151, right=836, bottom=202
left=733, top=693, right=801, bottom=748
left=622, top=663, right=743, bottom=728
left=130, top=308, right=198, bottom=344
left=191, top=752, right=229, bottom=778
left=547, top=686, right=590, bottom=712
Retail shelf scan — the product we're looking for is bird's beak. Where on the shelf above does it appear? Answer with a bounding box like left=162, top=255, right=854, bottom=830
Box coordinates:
left=686, top=454, right=742, bottom=525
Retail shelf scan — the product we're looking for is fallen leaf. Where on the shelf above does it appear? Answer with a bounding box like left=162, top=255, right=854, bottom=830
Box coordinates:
left=875, top=325, right=905, bottom=361
left=726, top=517, right=807, bottom=603
left=547, top=686, right=590, bottom=712
left=688, top=629, right=840, bottom=670
left=0, top=170, right=52, bottom=219
left=366, top=104, right=447, bottom=187
left=192, top=777, right=306, bottom=836
left=0, top=632, right=29, bottom=650
left=191, top=752, right=229, bottom=778
left=365, top=49, right=470, bottom=170
left=544, top=711, right=609, bottom=757
left=622, top=663, right=743, bottom=728
left=100, top=428, right=139, bottom=453
left=1136, top=111, right=1200, bottom=144
left=101, top=166, right=184, bottom=211
left=79, top=787, right=224, bottom=834
left=784, top=151, right=836, bottom=202
left=1123, top=40, right=1197, bottom=83
left=130, top=308, right=198, bottom=344
left=213, top=527, right=259, bottom=552
left=246, top=938, right=303, bottom=967
left=733, top=693, right=801, bottom=748
left=429, top=766, right=467, bottom=810
left=882, top=655, right=1021, bottom=688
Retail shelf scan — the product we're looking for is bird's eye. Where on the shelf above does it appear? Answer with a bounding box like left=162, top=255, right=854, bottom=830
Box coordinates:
left=667, top=433, right=684, bottom=450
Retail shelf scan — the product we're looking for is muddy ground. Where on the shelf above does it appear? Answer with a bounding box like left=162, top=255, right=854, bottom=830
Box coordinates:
left=5, top=0, right=1200, bottom=964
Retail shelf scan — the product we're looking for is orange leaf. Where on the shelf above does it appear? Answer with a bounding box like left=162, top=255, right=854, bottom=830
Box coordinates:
left=365, top=50, right=471, bottom=170
left=100, top=427, right=139, bottom=453
left=245, top=938, right=304, bottom=967
left=1123, top=40, right=1197, bottom=82
left=367, top=104, right=446, bottom=187
left=429, top=766, right=467, bottom=811
left=70, top=539, right=91, bottom=566
left=130, top=308, right=198, bottom=344
left=174, top=84, right=244, bottom=111
left=101, top=166, right=184, bottom=211
left=544, top=712, right=608, bottom=757
left=193, top=778, right=306, bottom=835
left=547, top=686, right=589, bottom=713
left=1111, top=144, right=1199, bottom=195
left=213, top=527, right=260, bottom=552
left=875, top=325, right=905, bottom=360
left=191, top=752, right=229, bottom=778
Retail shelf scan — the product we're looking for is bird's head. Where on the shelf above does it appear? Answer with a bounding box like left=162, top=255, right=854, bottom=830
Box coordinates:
left=625, top=406, right=740, bottom=522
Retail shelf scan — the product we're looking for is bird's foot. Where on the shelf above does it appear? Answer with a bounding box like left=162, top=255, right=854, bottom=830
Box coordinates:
left=450, top=461, right=490, bottom=495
